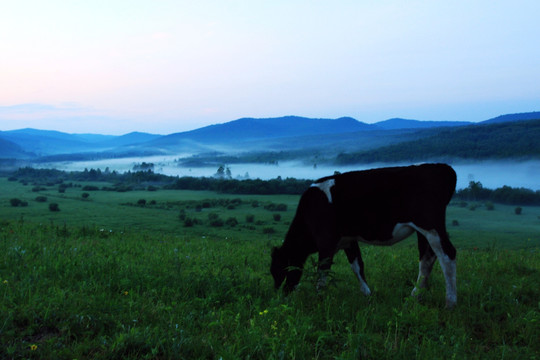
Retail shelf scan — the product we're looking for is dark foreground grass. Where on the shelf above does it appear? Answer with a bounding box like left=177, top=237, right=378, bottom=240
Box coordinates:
left=1, top=221, right=538, bottom=359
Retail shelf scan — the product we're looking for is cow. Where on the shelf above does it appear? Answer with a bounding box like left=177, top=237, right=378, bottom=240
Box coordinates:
left=270, top=163, right=458, bottom=308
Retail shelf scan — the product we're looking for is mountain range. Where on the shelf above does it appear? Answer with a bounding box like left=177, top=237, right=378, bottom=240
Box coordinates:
left=1, top=111, right=539, bottom=166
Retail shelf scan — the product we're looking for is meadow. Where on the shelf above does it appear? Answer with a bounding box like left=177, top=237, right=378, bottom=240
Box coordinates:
left=0, top=177, right=539, bottom=359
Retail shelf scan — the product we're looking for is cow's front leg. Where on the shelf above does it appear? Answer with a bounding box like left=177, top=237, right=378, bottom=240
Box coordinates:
left=345, top=241, right=371, bottom=296
left=316, top=250, right=334, bottom=290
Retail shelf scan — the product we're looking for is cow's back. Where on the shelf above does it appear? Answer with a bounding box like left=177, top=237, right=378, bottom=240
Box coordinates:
left=321, top=163, right=456, bottom=240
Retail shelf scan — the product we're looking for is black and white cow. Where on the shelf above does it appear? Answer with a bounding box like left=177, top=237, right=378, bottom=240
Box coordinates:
left=270, top=163, right=458, bottom=308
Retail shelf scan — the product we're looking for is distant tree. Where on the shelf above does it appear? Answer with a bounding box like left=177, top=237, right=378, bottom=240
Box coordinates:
left=215, top=165, right=225, bottom=179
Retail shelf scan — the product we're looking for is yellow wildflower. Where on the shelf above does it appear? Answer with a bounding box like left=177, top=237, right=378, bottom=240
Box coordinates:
left=123, top=291, right=129, bottom=296
left=30, top=344, right=37, bottom=351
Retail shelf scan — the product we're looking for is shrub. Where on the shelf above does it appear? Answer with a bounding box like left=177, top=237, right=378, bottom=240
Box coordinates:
left=81, top=193, right=90, bottom=199
left=515, top=207, right=522, bottom=215
left=49, top=203, right=60, bottom=212
left=137, top=199, right=147, bottom=206
left=485, top=202, right=495, bottom=210
left=10, top=198, right=22, bottom=207
left=82, top=185, right=99, bottom=191
left=469, top=204, right=479, bottom=211
left=251, top=200, right=260, bottom=208
left=208, top=213, right=223, bottom=227
left=263, top=227, right=276, bottom=234
left=246, top=215, right=255, bottom=223
left=226, top=217, right=238, bottom=227
left=264, top=203, right=287, bottom=212
left=35, top=196, right=48, bottom=202
left=183, top=217, right=194, bottom=227
left=273, top=213, right=281, bottom=221
left=451, top=220, right=459, bottom=226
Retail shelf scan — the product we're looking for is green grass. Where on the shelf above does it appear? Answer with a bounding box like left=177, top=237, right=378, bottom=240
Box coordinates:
left=1, top=177, right=539, bottom=359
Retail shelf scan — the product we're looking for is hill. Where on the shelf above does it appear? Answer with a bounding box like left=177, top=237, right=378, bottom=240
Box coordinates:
left=374, top=118, right=471, bottom=130
left=336, top=118, right=540, bottom=164
left=147, top=116, right=375, bottom=147
left=1, top=112, right=540, bottom=164
left=0, top=129, right=160, bottom=158
left=0, top=137, right=34, bottom=159
left=481, top=111, right=540, bottom=124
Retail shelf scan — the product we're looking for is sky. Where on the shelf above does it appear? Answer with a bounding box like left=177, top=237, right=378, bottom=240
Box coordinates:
left=1, top=0, right=539, bottom=135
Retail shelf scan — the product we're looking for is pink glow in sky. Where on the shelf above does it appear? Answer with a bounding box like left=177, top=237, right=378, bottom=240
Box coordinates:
left=1, top=0, right=539, bottom=134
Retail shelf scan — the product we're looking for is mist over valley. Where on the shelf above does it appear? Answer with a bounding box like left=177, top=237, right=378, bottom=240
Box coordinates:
left=1, top=112, right=540, bottom=190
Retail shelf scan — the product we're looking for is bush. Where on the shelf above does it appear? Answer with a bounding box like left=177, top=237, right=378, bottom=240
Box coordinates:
left=210, top=218, right=224, bottom=227
left=35, top=196, right=48, bottom=202
left=137, top=199, right=147, bottom=206
left=183, top=217, right=194, bottom=227
left=264, top=203, right=288, bottom=212
left=515, top=207, right=522, bottom=215
left=49, top=203, right=60, bottom=212
left=225, top=217, right=238, bottom=227
left=485, top=202, right=495, bottom=210
left=10, top=198, right=22, bottom=207
left=208, top=213, right=224, bottom=227
left=82, top=185, right=99, bottom=191
left=81, top=193, right=90, bottom=199
left=273, top=214, right=281, bottom=222
left=262, top=227, right=276, bottom=234
left=246, top=215, right=255, bottom=223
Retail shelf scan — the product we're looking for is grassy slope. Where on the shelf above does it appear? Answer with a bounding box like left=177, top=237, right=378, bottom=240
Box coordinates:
left=1, top=177, right=539, bottom=359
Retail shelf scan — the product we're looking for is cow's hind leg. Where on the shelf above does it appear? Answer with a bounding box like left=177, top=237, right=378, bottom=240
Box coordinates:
left=409, top=223, right=457, bottom=308
left=411, top=231, right=437, bottom=299
left=345, top=241, right=371, bottom=296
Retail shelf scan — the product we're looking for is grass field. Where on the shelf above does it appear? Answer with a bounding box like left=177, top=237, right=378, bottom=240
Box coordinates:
left=1, top=177, right=539, bottom=359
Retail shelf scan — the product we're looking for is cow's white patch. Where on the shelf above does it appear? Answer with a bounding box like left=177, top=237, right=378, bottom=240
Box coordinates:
left=351, top=258, right=371, bottom=296
left=405, top=222, right=457, bottom=308
left=311, top=179, right=335, bottom=203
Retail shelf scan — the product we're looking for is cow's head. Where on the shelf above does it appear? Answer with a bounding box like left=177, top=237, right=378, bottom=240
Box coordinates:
left=270, top=246, right=288, bottom=290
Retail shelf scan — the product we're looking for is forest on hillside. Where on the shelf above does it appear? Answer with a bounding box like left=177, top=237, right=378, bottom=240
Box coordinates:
left=336, top=119, right=540, bottom=164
